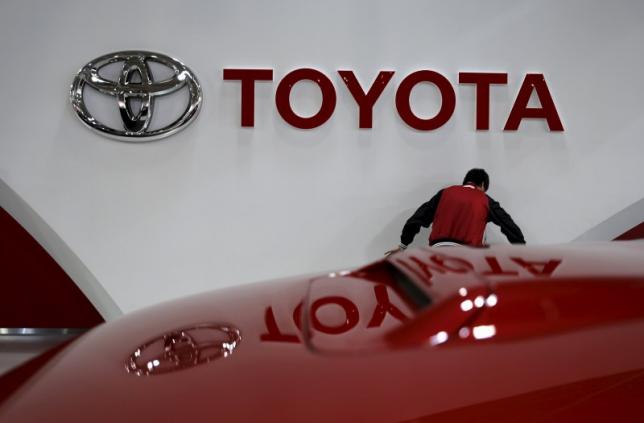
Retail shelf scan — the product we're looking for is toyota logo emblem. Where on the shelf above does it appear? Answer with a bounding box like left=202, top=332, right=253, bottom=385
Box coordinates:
left=126, top=324, right=241, bottom=376
left=70, top=50, right=202, bottom=142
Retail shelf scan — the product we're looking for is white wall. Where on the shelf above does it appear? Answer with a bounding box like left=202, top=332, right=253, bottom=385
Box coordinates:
left=1, top=0, right=643, bottom=315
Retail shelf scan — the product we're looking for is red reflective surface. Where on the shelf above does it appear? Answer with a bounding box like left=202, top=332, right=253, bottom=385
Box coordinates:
left=1, top=242, right=644, bottom=422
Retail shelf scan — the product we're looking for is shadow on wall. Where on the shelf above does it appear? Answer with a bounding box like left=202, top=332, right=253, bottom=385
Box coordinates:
left=364, top=179, right=451, bottom=260
left=365, top=207, right=430, bottom=260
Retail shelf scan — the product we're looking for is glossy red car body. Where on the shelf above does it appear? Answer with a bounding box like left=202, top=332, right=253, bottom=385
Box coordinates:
left=2, top=242, right=644, bottom=422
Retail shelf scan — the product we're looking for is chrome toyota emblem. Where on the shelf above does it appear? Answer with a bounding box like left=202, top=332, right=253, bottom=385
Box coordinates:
left=126, top=324, right=241, bottom=376
left=70, top=51, right=202, bottom=141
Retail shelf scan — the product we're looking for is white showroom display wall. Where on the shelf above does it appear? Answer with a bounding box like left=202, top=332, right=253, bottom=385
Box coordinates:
left=1, top=0, right=643, bottom=316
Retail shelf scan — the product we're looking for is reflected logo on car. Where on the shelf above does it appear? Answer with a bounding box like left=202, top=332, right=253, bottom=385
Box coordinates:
left=126, top=324, right=241, bottom=376
left=70, top=50, right=202, bottom=142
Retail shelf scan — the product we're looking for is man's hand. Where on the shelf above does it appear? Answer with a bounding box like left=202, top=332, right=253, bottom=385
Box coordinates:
left=384, top=246, right=403, bottom=256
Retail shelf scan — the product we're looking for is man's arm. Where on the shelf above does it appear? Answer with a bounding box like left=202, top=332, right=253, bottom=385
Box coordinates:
left=487, top=196, right=526, bottom=244
left=400, top=190, right=443, bottom=247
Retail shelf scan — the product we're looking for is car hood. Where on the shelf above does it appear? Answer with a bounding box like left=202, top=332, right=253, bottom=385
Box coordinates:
left=2, top=242, right=644, bottom=422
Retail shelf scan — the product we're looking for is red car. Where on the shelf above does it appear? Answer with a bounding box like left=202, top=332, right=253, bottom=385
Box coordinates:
left=2, top=242, right=644, bottom=422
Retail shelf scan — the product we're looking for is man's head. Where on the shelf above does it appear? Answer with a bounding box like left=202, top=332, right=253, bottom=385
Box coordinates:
left=463, top=168, right=489, bottom=192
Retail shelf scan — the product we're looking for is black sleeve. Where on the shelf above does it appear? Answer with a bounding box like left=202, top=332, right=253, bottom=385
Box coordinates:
left=400, top=190, right=443, bottom=246
left=487, top=196, right=526, bottom=244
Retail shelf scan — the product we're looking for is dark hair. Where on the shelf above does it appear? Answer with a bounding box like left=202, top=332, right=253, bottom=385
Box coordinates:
left=463, top=168, right=489, bottom=191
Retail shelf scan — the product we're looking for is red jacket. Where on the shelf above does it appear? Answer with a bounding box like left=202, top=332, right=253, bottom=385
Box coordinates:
left=401, top=184, right=525, bottom=247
